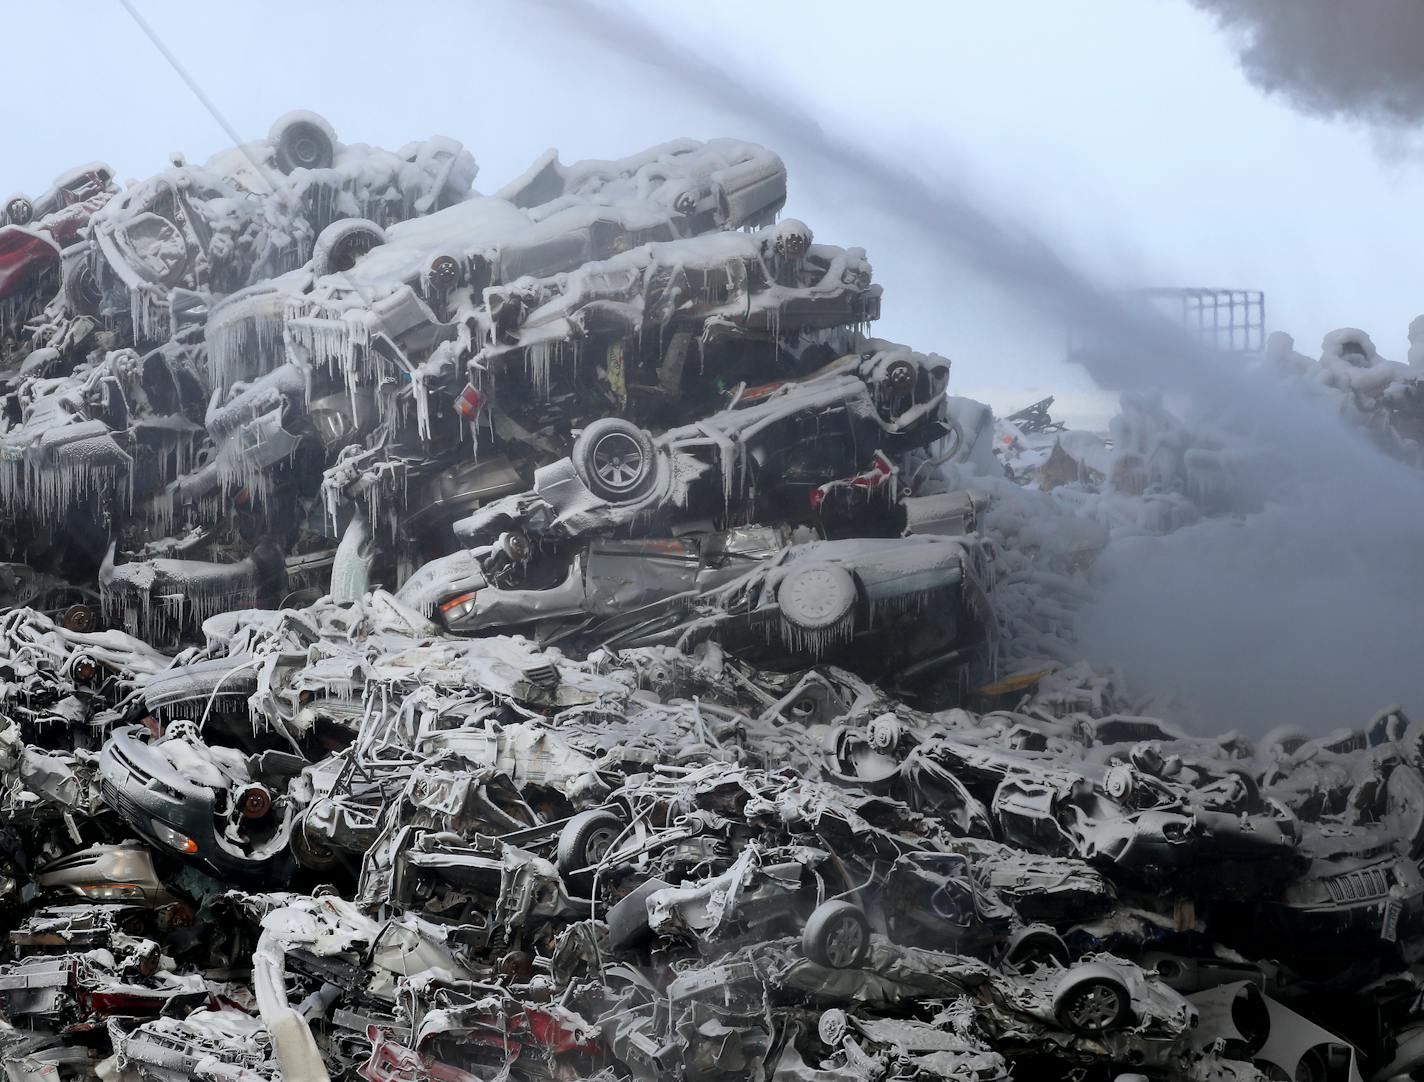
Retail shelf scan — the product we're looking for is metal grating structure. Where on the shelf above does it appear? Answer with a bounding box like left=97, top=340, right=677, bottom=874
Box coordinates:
left=1130, top=287, right=1266, bottom=353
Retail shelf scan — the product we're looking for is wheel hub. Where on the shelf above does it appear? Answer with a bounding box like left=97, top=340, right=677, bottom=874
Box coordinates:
left=591, top=432, right=646, bottom=491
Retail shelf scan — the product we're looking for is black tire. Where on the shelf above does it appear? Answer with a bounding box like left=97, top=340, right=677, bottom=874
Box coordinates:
left=270, top=111, right=337, bottom=174
left=802, top=900, right=869, bottom=969
left=311, top=218, right=385, bottom=278
left=572, top=419, right=656, bottom=502
left=556, top=809, right=625, bottom=879
left=291, top=818, right=339, bottom=871
left=1054, top=976, right=1131, bottom=1035
left=657, top=331, right=696, bottom=395
left=5, top=195, right=33, bottom=227
left=63, top=257, right=104, bottom=316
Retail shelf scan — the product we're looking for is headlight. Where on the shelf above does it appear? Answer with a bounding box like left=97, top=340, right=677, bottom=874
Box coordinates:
left=75, top=882, right=145, bottom=900
left=151, top=821, right=199, bottom=854
left=438, top=591, right=479, bottom=622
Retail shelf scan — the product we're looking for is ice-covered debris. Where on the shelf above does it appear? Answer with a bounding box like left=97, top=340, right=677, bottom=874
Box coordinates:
left=1, top=111, right=1421, bottom=1082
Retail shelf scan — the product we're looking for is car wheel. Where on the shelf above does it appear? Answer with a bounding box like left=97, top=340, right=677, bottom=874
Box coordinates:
left=880, top=358, right=916, bottom=410
left=312, top=218, right=385, bottom=278
left=802, top=900, right=870, bottom=969
left=1002, top=926, right=1070, bottom=970
left=777, top=562, right=856, bottom=650
left=291, top=819, right=339, bottom=871
left=1054, top=975, right=1131, bottom=1035
left=270, top=111, right=337, bottom=174
left=817, top=1008, right=849, bottom=1047
left=61, top=604, right=100, bottom=634
left=4, top=195, right=33, bottom=227
left=556, top=809, right=625, bottom=879
left=64, top=257, right=104, bottom=316
left=572, top=418, right=656, bottom=502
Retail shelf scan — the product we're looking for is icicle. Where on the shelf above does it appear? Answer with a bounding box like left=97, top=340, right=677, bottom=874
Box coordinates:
left=206, top=292, right=286, bottom=391
left=128, top=286, right=170, bottom=344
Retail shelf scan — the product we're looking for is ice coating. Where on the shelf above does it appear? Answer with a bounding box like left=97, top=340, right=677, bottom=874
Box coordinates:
left=1, top=108, right=1423, bottom=1082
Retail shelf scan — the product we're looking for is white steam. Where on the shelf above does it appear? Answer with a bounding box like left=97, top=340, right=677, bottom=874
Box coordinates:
left=535, top=1, right=1424, bottom=731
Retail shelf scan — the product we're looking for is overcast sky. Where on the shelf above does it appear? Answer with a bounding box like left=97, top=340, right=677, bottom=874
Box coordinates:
left=8, top=0, right=1421, bottom=425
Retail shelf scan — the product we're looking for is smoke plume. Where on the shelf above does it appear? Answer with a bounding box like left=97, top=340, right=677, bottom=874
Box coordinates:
left=1192, top=1, right=1424, bottom=127
left=533, top=0, right=1424, bottom=732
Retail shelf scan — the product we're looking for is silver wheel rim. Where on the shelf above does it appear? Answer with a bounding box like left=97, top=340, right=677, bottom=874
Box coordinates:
left=591, top=431, right=646, bottom=492
left=585, top=825, right=618, bottom=864
left=1065, top=984, right=1121, bottom=1030
left=825, top=915, right=864, bottom=967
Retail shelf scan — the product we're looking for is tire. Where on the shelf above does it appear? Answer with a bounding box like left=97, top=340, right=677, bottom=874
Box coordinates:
left=556, top=809, right=625, bottom=879
left=5, top=195, right=33, bottom=227
left=1054, top=975, right=1131, bottom=1035
left=801, top=900, right=869, bottom=969
left=291, top=818, right=339, bottom=871
left=1002, top=926, right=1070, bottom=970
left=777, top=562, right=856, bottom=643
left=572, top=419, right=656, bottom=502
left=312, top=218, right=385, bottom=278
left=270, top=111, right=337, bottom=174
left=63, top=257, right=104, bottom=316
left=657, top=331, right=696, bottom=395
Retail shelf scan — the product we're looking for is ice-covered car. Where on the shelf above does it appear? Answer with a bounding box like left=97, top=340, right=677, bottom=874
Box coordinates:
left=71, top=113, right=477, bottom=342
left=809, top=1009, right=1011, bottom=1082
left=100, top=538, right=291, bottom=643
left=0, top=946, right=207, bottom=1023
left=452, top=347, right=953, bottom=549
left=359, top=986, right=601, bottom=1082
left=407, top=531, right=994, bottom=701
left=210, top=138, right=786, bottom=396
left=368, top=827, right=586, bottom=956
left=465, top=218, right=882, bottom=439
left=97, top=721, right=295, bottom=882
left=761, top=938, right=1196, bottom=1070
left=612, top=843, right=1066, bottom=974
left=912, top=736, right=1302, bottom=886
left=0, top=163, right=116, bottom=319
left=116, top=1009, right=277, bottom=1082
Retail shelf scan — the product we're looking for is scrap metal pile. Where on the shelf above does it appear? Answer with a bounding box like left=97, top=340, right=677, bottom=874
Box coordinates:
left=0, top=113, right=1419, bottom=1082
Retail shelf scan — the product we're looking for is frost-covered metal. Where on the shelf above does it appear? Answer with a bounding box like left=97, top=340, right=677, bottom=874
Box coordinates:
left=0, top=112, right=1422, bottom=1082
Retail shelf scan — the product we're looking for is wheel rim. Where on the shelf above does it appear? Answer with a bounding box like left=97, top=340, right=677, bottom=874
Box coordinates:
left=1065, top=984, right=1122, bottom=1031
left=287, top=125, right=326, bottom=168
left=72, top=264, right=102, bottom=312
left=584, top=824, right=619, bottom=864
left=824, top=915, right=865, bottom=967
left=780, top=565, right=854, bottom=628
left=590, top=431, right=646, bottom=492
left=62, top=605, right=96, bottom=633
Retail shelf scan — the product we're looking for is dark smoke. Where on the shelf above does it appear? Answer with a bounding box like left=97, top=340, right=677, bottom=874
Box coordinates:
left=1192, top=0, right=1424, bottom=126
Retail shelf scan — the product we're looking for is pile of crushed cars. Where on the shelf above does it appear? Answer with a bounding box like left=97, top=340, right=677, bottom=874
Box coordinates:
left=0, top=112, right=1419, bottom=1082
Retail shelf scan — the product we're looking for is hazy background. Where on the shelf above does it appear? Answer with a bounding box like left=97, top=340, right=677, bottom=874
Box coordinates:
left=8, top=0, right=1423, bottom=427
